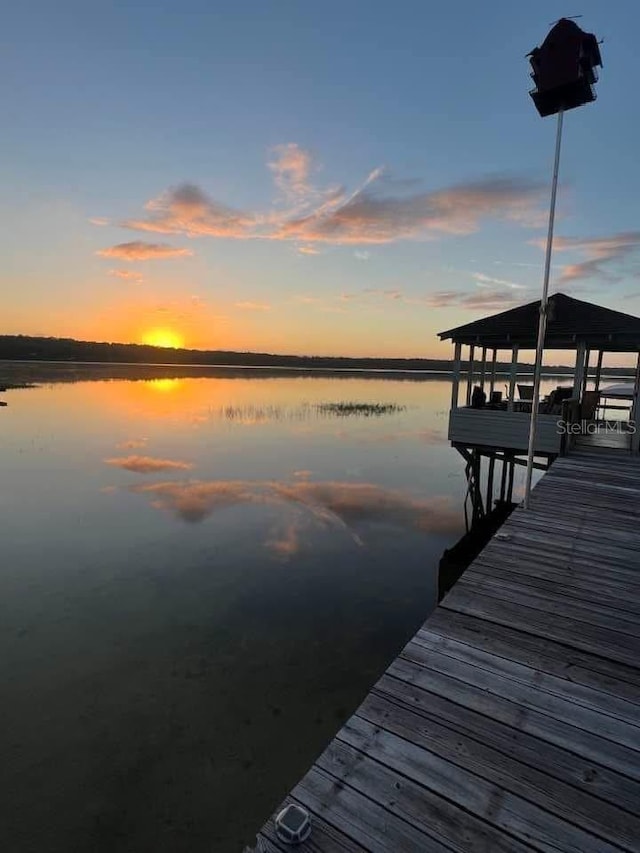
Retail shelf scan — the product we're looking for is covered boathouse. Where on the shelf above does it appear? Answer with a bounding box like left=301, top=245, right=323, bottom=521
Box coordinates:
left=439, top=293, right=640, bottom=526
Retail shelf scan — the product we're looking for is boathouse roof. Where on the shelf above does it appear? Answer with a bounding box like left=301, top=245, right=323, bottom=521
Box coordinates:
left=439, top=293, right=640, bottom=351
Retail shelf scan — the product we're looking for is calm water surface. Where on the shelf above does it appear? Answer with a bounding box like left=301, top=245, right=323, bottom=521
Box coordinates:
left=1, top=366, right=543, bottom=851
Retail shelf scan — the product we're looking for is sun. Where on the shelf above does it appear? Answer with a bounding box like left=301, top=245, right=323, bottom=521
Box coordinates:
left=142, top=328, right=185, bottom=349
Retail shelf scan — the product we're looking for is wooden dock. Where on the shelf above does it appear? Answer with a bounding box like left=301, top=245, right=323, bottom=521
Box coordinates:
left=252, top=447, right=640, bottom=852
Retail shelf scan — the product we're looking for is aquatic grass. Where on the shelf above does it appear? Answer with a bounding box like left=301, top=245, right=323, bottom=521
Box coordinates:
left=314, top=402, right=406, bottom=417
left=216, top=401, right=406, bottom=424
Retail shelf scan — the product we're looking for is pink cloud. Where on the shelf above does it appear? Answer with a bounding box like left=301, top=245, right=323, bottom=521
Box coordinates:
left=106, top=146, right=545, bottom=249
left=104, top=455, right=194, bottom=473
left=97, top=241, right=193, bottom=261
left=274, top=177, right=545, bottom=245
left=122, top=183, right=257, bottom=238
left=268, top=143, right=314, bottom=199
left=531, top=231, right=640, bottom=282
left=423, top=288, right=524, bottom=310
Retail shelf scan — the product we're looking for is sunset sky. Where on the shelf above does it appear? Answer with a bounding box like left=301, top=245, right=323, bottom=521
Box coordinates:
left=3, top=1, right=640, bottom=358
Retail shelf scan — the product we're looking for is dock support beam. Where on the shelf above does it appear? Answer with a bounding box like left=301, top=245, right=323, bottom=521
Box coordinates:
left=508, top=346, right=519, bottom=412
left=479, top=347, right=487, bottom=392
left=466, top=345, right=475, bottom=406
left=489, top=349, right=498, bottom=397
left=594, top=350, right=604, bottom=393
left=572, top=342, right=587, bottom=399
left=451, top=342, right=462, bottom=410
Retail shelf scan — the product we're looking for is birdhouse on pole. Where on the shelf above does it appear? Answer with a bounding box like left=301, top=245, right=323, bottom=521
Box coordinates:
left=528, top=18, right=602, bottom=117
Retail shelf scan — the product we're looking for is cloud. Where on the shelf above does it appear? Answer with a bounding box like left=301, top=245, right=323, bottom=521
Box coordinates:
left=274, top=176, right=545, bottom=245
left=354, top=250, right=370, bottom=260
left=89, top=216, right=110, bottom=226
left=472, top=272, right=525, bottom=289
left=422, top=289, right=523, bottom=310
left=130, top=477, right=461, bottom=536
left=297, top=245, right=321, bottom=255
left=97, top=241, right=193, bottom=261
left=531, top=231, right=640, bottom=283
left=108, top=269, right=144, bottom=282
left=104, top=455, right=194, bottom=473
left=235, top=301, right=271, bottom=311
left=268, top=143, right=314, bottom=200
left=108, top=146, right=545, bottom=249
left=122, top=183, right=258, bottom=238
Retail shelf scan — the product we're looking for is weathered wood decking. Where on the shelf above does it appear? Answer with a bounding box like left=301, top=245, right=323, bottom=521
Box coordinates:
left=253, top=447, right=640, bottom=852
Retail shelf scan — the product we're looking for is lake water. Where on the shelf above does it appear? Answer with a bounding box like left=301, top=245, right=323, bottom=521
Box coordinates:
left=1, top=365, right=548, bottom=852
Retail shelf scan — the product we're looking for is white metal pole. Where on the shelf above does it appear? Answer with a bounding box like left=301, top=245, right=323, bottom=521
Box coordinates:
left=524, top=108, right=564, bottom=509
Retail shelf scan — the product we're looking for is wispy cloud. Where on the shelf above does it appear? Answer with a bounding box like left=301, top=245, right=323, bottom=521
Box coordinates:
left=297, top=245, right=322, bottom=255
left=276, top=176, right=545, bottom=245
left=105, top=455, right=194, bottom=473
left=108, top=268, right=144, bottom=282
left=89, top=216, right=110, bottom=226
left=97, top=241, right=193, bottom=261
left=268, top=143, right=314, bottom=201
left=293, top=285, right=516, bottom=313
left=107, top=145, right=545, bottom=249
left=235, top=301, right=271, bottom=311
left=531, top=231, right=640, bottom=283
left=122, top=183, right=257, bottom=239
left=423, top=289, right=523, bottom=310
left=354, top=250, right=371, bottom=261
left=472, top=272, right=525, bottom=289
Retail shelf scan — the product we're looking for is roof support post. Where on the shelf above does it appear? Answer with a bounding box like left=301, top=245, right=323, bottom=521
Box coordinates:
left=489, top=349, right=498, bottom=396
left=572, top=342, right=587, bottom=399
left=582, top=347, right=591, bottom=395
left=594, top=350, right=604, bottom=392
left=450, top=342, right=462, bottom=410
left=479, top=347, right=487, bottom=391
left=508, top=346, right=519, bottom=412
left=466, top=345, right=475, bottom=406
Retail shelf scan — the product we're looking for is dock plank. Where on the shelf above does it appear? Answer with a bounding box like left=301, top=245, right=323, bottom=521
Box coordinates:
left=371, top=675, right=640, bottom=817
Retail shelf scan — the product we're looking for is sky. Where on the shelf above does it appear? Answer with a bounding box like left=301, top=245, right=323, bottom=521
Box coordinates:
left=2, top=1, right=640, bottom=359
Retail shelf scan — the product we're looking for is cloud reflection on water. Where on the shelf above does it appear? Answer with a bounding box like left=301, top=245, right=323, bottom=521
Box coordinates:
left=105, top=455, right=194, bottom=473
left=129, top=478, right=460, bottom=539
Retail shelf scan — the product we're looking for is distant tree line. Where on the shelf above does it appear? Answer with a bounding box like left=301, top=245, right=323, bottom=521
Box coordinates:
left=0, top=334, right=631, bottom=375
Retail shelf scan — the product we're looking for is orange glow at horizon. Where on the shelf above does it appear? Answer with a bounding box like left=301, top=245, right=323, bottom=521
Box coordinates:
left=147, top=378, right=183, bottom=393
left=141, top=327, right=185, bottom=349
